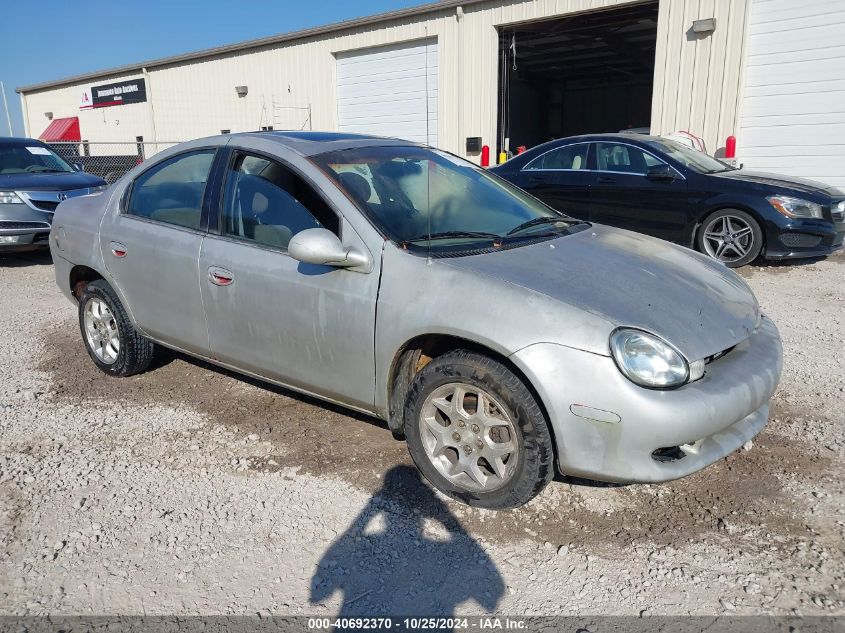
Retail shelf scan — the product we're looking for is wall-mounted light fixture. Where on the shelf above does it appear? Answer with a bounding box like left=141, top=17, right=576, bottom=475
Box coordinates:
left=45, top=112, right=53, bottom=120
left=235, top=85, right=248, bottom=98
left=692, top=18, right=717, bottom=34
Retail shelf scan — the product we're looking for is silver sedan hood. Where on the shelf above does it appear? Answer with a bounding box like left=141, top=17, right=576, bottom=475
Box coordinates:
left=441, top=225, right=760, bottom=361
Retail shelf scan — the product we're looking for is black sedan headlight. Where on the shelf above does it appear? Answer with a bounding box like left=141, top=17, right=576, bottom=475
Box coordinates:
left=610, top=328, right=689, bottom=389
left=767, top=195, right=824, bottom=220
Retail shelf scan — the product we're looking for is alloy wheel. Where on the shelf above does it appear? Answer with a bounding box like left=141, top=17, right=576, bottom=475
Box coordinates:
left=419, top=382, right=519, bottom=492
left=702, top=215, right=755, bottom=264
left=83, top=296, right=120, bottom=364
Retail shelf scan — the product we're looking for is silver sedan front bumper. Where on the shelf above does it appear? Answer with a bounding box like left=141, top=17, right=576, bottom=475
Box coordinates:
left=510, top=317, right=782, bottom=483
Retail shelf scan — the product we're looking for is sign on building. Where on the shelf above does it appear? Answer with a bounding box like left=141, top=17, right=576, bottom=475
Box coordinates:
left=80, top=78, right=147, bottom=110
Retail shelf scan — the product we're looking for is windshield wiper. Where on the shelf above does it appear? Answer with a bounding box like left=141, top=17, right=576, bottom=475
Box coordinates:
left=506, top=216, right=580, bottom=236
left=28, top=168, right=65, bottom=173
left=405, top=230, right=503, bottom=243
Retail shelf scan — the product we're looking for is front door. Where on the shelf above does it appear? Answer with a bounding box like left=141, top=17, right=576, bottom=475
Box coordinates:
left=588, top=141, right=690, bottom=243
left=510, top=142, right=592, bottom=220
left=99, top=148, right=217, bottom=355
left=198, top=150, right=379, bottom=409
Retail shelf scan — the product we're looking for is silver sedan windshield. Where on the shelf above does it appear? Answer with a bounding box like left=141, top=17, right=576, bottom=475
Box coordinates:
left=313, top=146, right=578, bottom=249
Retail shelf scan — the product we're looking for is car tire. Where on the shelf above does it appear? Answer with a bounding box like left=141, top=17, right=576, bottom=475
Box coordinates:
left=404, top=350, right=554, bottom=509
left=78, top=279, right=155, bottom=377
left=697, top=208, right=763, bottom=268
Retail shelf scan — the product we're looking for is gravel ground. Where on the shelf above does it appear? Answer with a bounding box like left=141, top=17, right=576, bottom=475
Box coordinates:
left=0, top=250, right=842, bottom=617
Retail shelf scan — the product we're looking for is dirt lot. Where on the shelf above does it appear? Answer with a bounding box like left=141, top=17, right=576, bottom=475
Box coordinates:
left=0, top=251, right=842, bottom=617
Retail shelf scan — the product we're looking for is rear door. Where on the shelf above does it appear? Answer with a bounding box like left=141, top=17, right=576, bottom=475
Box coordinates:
left=588, top=141, right=691, bottom=242
left=197, top=149, right=379, bottom=409
left=99, top=148, right=219, bottom=355
left=508, top=143, right=592, bottom=219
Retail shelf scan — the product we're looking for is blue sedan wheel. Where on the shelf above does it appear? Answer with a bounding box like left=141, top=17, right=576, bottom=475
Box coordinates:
left=699, top=209, right=763, bottom=267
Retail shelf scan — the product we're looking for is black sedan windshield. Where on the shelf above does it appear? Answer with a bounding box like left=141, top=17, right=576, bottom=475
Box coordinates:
left=0, top=144, right=74, bottom=175
left=313, top=146, right=578, bottom=249
left=644, top=139, right=734, bottom=174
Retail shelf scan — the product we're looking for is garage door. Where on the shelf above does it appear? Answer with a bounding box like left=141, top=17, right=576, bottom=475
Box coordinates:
left=336, top=40, right=437, bottom=146
left=737, top=0, right=845, bottom=188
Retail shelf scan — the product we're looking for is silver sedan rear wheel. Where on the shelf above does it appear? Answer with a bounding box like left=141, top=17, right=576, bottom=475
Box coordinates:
left=83, top=296, right=120, bottom=365
left=419, top=382, right=519, bottom=492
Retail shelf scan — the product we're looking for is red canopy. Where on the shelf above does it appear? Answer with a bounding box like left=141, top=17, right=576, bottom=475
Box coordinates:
left=39, top=117, right=81, bottom=142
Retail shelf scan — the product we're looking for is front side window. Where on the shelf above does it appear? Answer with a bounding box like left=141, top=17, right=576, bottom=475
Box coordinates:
left=221, top=153, right=338, bottom=250
left=595, top=142, right=664, bottom=175
left=126, top=150, right=215, bottom=229
left=524, top=144, right=589, bottom=171
left=0, top=143, right=74, bottom=174
left=313, top=146, right=583, bottom=253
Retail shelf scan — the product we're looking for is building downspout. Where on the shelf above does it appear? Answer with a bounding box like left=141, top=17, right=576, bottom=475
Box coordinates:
left=19, top=92, right=30, bottom=137
left=456, top=5, right=464, bottom=158
left=142, top=67, right=158, bottom=145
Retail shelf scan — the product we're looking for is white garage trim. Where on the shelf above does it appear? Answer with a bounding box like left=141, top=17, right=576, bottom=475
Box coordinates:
left=336, top=39, right=438, bottom=146
left=737, top=0, right=845, bottom=188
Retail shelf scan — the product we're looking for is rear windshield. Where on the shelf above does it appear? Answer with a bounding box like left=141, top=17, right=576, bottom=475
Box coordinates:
left=0, top=143, right=74, bottom=175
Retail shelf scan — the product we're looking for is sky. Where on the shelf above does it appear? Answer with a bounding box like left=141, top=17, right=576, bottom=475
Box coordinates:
left=0, top=0, right=428, bottom=137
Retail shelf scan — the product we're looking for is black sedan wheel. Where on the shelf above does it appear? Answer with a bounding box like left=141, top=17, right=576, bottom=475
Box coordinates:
left=698, top=209, right=763, bottom=267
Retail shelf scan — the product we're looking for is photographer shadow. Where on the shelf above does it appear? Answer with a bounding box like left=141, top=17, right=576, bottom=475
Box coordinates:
left=310, top=465, right=504, bottom=630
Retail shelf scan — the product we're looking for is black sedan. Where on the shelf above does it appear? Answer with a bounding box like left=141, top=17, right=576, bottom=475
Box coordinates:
left=491, top=134, right=845, bottom=267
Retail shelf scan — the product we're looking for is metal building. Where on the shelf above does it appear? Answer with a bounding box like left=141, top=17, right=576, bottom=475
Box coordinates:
left=14, top=0, right=845, bottom=186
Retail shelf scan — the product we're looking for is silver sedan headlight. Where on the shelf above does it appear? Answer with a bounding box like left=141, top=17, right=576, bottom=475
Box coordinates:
left=767, top=195, right=823, bottom=219
left=610, top=329, right=689, bottom=389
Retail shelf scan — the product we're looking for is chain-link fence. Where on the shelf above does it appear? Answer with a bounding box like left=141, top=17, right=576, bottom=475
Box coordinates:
left=48, top=141, right=182, bottom=184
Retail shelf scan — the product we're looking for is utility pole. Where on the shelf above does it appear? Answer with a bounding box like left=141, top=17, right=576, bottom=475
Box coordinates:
left=0, top=82, right=12, bottom=136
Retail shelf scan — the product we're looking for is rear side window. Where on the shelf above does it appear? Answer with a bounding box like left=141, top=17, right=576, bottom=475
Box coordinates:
left=594, top=142, right=664, bottom=175
left=524, top=144, right=589, bottom=171
left=126, top=150, right=215, bottom=230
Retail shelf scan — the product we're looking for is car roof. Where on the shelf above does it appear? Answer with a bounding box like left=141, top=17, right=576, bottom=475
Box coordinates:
left=542, top=132, right=664, bottom=147
left=0, top=136, right=48, bottom=146
left=229, top=130, right=420, bottom=156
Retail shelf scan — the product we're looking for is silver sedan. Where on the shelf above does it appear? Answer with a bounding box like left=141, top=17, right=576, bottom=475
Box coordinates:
left=49, top=132, right=782, bottom=509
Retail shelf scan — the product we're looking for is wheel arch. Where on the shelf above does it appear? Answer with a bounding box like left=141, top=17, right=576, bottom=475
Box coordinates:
left=691, top=203, right=768, bottom=253
left=69, top=265, right=105, bottom=301
left=385, top=333, right=555, bottom=447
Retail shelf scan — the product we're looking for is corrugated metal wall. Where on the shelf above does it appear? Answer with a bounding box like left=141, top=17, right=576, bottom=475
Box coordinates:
left=650, top=0, right=750, bottom=155
left=21, top=0, right=750, bottom=160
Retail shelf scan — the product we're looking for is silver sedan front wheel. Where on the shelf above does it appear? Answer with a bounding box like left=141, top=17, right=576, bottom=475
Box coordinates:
left=83, top=296, right=120, bottom=364
left=404, top=350, right=554, bottom=509
left=419, top=382, right=520, bottom=492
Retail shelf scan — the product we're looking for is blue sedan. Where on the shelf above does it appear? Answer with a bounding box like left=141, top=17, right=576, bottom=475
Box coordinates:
left=491, top=133, right=845, bottom=267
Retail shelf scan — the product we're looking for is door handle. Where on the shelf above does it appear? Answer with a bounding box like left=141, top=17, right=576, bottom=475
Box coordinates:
left=110, top=242, right=127, bottom=258
left=596, top=176, right=616, bottom=184
left=208, top=267, right=234, bottom=287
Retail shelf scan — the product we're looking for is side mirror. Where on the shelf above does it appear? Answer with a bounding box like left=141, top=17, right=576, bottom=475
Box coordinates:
left=72, top=162, right=84, bottom=172
left=287, top=228, right=369, bottom=269
left=646, top=164, right=676, bottom=181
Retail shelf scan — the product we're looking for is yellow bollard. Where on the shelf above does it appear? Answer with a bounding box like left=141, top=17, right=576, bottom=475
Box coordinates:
left=498, top=152, right=507, bottom=164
